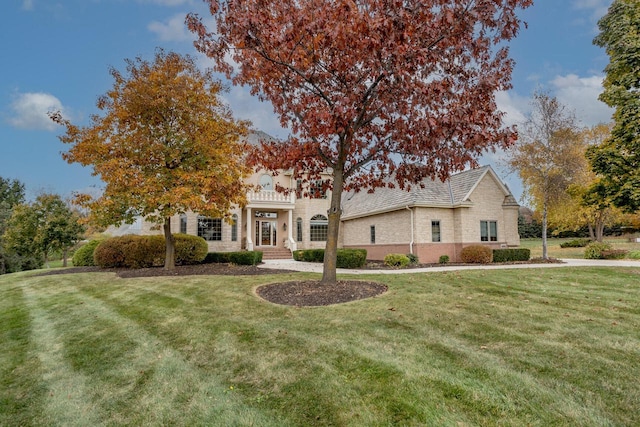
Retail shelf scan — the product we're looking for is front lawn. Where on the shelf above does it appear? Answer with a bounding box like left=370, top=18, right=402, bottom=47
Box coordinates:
left=1, top=267, right=639, bottom=426
left=520, top=236, right=640, bottom=259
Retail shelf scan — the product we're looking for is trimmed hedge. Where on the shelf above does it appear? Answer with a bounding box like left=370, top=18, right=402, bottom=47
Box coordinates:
left=93, top=234, right=208, bottom=268
left=560, top=238, right=592, bottom=248
left=460, top=245, right=493, bottom=264
left=173, top=234, right=209, bottom=265
left=72, top=240, right=102, bottom=266
left=492, top=248, right=531, bottom=263
left=292, top=248, right=367, bottom=268
left=439, top=255, right=450, bottom=264
left=203, top=251, right=263, bottom=266
left=384, top=253, right=410, bottom=267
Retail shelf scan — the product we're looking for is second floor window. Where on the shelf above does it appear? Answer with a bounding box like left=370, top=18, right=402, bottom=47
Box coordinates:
left=259, top=174, right=273, bottom=191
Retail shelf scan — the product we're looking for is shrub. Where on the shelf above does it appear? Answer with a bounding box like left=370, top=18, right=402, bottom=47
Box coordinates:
left=439, top=255, right=450, bottom=264
left=560, top=238, right=592, bottom=248
left=292, top=248, right=367, bottom=268
left=94, top=234, right=207, bottom=268
left=492, top=248, right=531, bottom=263
left=293, top=249, right=325, bottom=263
left=72, top=240, right=102, bottom=266
left=584, top=242, right=613, bottom=259
left=601, top=249, right=628, bottom=260
left=228, top=251, right=263, bottom=266
left=204, top=251, right=263, bottom=265
left=628, top=250, right=640, bottom=260
left=406, top=253, right=419, bottom=265
left=384, top=253, right=410, bottom=267
left=173, top=234, right=208, bottom=265
left=460, top=245, right=493, bottom=264
left=202, top=252, right=230, bottom=264
left=337, top=249, right=367, bottom=268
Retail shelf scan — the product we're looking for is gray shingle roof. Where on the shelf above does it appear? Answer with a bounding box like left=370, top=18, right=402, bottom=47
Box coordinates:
left=341, top=165, right=515, bottom=219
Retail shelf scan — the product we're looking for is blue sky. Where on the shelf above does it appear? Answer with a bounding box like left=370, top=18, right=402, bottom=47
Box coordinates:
left=1, top=0, right=614, bottom=203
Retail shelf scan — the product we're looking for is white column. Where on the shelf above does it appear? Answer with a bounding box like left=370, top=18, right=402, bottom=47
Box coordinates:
left=288, top=209, right=296, bottom=252
left=246, top=207, right=253, bottom=251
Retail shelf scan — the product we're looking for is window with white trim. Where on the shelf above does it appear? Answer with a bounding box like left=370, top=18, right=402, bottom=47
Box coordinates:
left=370, top=225, right=376, bottom=244
left=259, top=174, right=273, bottom=190
left=310, top=214, right=328, bottom=241
left=180, top=214, right=187, bottom=234
left=198, top=216, right=222, bottom=241
left=231, top=214, right=238, bottom=242
left=296, top=217, right=303, bottom=242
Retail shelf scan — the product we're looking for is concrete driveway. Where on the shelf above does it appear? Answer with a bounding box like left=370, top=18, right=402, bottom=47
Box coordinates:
left=259, top=258, right=640, bottom=275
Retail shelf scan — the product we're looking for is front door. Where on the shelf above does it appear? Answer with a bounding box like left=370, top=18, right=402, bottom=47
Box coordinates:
left=256, top=220, right=277, bottom=246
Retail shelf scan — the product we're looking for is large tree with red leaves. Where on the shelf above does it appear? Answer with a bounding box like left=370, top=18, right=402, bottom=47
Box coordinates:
left=188, top=0, right=532, bottom=284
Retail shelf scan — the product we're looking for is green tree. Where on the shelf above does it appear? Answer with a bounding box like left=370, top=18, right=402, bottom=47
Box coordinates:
left=2, top=193, right=85, bottom=270
left=587, top=0, right=640, bottom=213
left=0, top=177, right=26, bottom=274
left=51, top=50, right=250, bottom=270
left=507, top=93, right=587, bottom=259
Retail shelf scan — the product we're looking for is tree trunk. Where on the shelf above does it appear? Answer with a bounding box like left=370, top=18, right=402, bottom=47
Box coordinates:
left=62, top=248, right=68, bottom=267
left=588, top=223, right=595, bottom=241
left=595, top=217, right=605, bottom=242
left=541, top=202, right=548, bottom=260
left=163, top=217, right=175, bottom=270
left=321, top=167, right=345, bottom=285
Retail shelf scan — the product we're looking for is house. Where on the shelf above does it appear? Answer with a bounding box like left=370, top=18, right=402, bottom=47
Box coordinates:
left=111, top=132, right=519, bottom=262
left=340, top=165, right=520, bottom=263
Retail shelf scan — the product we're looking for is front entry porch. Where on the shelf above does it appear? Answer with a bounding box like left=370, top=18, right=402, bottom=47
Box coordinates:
left=245, top=190, right=296, bottom=252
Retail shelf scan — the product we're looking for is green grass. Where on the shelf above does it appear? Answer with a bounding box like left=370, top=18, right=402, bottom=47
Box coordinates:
left=2, top=267, right=640, bottom=426
left=520, top=236, right=640, bottom=259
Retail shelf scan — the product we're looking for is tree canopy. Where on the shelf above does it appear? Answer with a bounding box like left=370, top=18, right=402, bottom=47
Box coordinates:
left=588, top=0, right=640, bottom=213
left=52, top=50, right=250, bottom=269
left=188, top=0, right=532, bottom=283
left=2, top=193, right=84, bottom=271
left=507, top=92, right=586, bottom=259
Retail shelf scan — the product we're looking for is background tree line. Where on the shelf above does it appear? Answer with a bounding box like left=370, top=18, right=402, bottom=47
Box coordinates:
left=0, top=177, right=85, bottom=274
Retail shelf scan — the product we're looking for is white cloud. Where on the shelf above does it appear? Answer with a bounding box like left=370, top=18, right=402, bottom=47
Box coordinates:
left=148, top=13, right=190, bottom=42
left=7, top=92, right=67, bottom=131
left=550, top=74, right=614, bottom=126
left=22, top=0, right=34, bottom=11
left=495, top=91, right=529, bottom=127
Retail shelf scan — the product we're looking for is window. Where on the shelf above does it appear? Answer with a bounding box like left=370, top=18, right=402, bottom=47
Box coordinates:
left=259, top=174, right=273, bottom=191
left=198, top=216, right=222, bottom=241
left=480, top=220, right=498, bottom=242
left=231, top=214, right=238, bottom=242
left=310, top=214, right=328, bottom=241
left=296, top=217, right=303, bottom=242
left=180, top=214, right=187, bottom=234
left=309, top=180, right=327, bottom=199
left=370, top=225, right=376, bottom=244
left=431, top=220, right=441, bottom=242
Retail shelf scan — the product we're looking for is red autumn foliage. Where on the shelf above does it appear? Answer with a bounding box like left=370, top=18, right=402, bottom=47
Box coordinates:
left=187, top=0, right=532, bottom=283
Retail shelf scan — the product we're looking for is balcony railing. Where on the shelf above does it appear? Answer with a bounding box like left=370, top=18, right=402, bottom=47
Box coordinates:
left=247, top=190, right=295, bottom=204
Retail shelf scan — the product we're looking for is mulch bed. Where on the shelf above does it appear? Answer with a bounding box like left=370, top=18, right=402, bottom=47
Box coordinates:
left=255, top=280, right=387, bottom=307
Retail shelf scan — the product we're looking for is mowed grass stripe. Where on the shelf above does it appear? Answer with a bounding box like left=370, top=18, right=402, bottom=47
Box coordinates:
left=18, top=273, right=289, bottom=427
left=1, top=267, right=639, bottom=426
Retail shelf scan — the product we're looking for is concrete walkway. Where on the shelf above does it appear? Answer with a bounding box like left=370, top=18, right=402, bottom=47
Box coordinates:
left=258, top=258, right=640, bottom=275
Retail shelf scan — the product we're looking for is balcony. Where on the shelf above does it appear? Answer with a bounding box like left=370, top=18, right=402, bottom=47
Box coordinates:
left=247, top=190, right=296, bottom=208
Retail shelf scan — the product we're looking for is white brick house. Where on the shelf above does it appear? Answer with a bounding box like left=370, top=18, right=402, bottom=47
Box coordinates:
left=110, top=133, right=519, bottom=262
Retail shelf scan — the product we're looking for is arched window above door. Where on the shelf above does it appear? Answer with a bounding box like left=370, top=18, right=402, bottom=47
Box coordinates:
left=259, top=174, right=273, bottom=191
